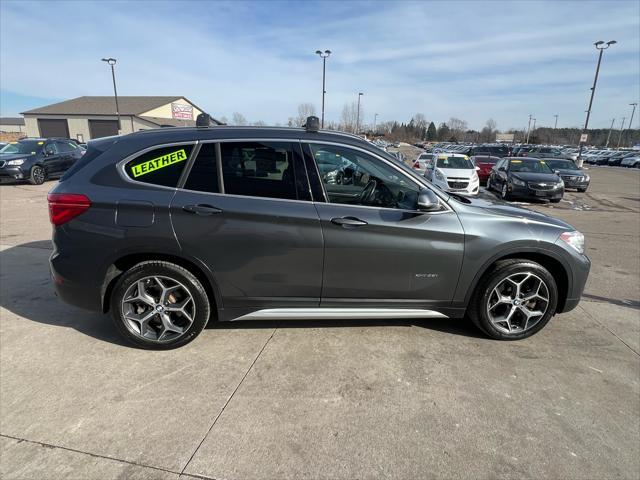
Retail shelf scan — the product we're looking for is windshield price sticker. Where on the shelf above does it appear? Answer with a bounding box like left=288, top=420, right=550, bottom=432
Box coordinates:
left=131, top=149, right=187, bottom=177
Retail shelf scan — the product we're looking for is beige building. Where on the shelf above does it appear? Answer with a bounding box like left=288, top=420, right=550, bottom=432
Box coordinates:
left=21, top=96, right=216, bottom=141
left=0, top=117, right=26, bottom=134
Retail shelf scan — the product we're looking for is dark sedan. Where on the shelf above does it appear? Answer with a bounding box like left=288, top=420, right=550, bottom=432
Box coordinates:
left=542, top=158, right=590, bottom=192
left=487, top=157, right=564, bottom=203
left=0, top=138, right=84, bottom=185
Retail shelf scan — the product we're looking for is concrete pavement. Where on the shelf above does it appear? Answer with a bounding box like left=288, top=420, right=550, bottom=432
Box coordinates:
left=1, top=167, right=638, bottom=479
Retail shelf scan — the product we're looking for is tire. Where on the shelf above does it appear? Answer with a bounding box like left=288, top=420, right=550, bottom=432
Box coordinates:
left=577, top=188, right=587, bottom=193
left=467, top=259, right=558, bottom=340
left=29, top=165, right=46, bottom=185
left=110, top=261, right=211, bottom=349
left=486, top=177, right=492, bottom=191
left=501, top=182, right=510, bottom=200
left=550, top=198, right=561, bottom=203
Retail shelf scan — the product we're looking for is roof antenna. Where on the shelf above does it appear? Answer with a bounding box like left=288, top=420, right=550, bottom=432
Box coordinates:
left=196, top=113, right=212, bottom=127
left=305, top=116, right=320, bottom=132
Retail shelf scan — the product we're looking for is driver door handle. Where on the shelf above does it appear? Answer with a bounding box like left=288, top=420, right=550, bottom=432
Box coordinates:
left=182, top=204, right=223, bottom=215
left=331, top=216, right=368, bottom=227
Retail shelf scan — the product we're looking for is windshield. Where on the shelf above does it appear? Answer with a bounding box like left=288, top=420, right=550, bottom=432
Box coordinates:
left=544, top=159, right=579, bottom=171
left=509, top=159, right=554, bottom=173
left=436, top=156, right=473, bottom=169
left=0, top=140, right=43, bottom=155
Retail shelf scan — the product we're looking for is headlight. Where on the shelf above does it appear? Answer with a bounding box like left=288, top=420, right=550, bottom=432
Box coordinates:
left=6, top=159, right=25, bottom=166
left=583, top=174, right=590, bottom=181
left=435, top=169, right=445, bottom=181
left=560, top=231, right=585, bottom=254
left=512, top=177, right=526, bottom=186
left=557, top=180, right=565, bottom=187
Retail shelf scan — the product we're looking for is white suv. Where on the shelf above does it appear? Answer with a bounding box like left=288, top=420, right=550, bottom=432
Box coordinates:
left=425, top=153, right=480, bottom=196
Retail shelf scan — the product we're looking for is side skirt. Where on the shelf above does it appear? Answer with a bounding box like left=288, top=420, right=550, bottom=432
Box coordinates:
left=230, top=308, right=449, bottom=321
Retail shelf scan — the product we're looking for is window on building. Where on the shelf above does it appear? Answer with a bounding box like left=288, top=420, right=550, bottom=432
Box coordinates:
left=124, top=144, right=194, bottom=187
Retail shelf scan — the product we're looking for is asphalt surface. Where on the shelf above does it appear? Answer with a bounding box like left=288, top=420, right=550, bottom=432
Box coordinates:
left=1, top=166, right=638, bottom=479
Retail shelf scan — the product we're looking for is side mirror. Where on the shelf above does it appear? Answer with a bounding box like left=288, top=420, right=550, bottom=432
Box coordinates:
left=475, top=166, right=480, bottom=171
left=45, top=148, right=54, bottom=156
left=554, top=169, right=560, bottom=174
left=498, top=166, right=506, bottom=172
left=417, top=189, right=441, bottom=212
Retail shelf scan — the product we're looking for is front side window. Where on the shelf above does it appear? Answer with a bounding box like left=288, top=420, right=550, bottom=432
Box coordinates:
left=509, top=159, right=553, bottom=173
left=183, top=143, right=219, bottom=193
left=310, top=144, right=420, bottom=210
left=124, top=144, right=194, bottom=187
left=220, top=142, right=302, bottom=200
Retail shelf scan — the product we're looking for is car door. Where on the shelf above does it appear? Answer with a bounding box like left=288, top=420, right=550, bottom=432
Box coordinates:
left=493, top=158, right=508, bottom=188
left=170, top=140, right=323, bottom=313
left=55, top=141, right=75, bottom=171
left=42, top=141, right=63, bottom=175
left=305, top=142, right=464, bottom=306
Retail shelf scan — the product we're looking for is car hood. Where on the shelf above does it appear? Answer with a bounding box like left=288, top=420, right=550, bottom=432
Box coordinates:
left=511, top=172, right=560, bottom=182
left=456, top=195, right=572, bottom=229
left=440, top=168, right=475, bottom=178
left=0, top=154, right=31, bottom=161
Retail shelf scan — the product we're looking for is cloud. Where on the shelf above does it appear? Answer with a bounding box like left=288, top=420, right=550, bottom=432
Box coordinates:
left=1, top=0, right=638, bottom=129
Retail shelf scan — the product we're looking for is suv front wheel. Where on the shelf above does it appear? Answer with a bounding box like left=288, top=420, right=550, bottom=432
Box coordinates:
left=110, top=261, right=211, bottom=349
left=468, top=259, right=558, bottom=340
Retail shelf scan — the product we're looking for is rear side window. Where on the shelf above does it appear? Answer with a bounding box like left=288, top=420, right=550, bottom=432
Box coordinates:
left=220, top=141, right=304, bottom=200
left=125, top=144, right=194, bottom=187
left=183, top=143, right=219, bottom=193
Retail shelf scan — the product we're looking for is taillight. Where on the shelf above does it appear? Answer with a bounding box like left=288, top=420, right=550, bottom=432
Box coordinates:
left=413, top=161, right=420, bottom=168
left=47, top=193, right=91, bottom=226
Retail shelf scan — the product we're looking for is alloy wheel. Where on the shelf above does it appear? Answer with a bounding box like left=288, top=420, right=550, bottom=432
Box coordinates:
left=486, top=272, right=549, bottom=335
left=121, top=276, right=195, bottom=343
left=32, top=166, right=45, bottom=185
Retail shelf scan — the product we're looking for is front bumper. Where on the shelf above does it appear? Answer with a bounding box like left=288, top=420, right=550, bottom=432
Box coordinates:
left=554, top=239, right=591, bottom=313
left=560, top=176, right=590, bottom=189
left=509, top=183, right=564, bottom=200
left=0, top=166, right=27, bottom=183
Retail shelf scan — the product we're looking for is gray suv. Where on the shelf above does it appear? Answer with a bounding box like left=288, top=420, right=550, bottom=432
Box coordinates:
left=49, top=116, right=590, bottom=349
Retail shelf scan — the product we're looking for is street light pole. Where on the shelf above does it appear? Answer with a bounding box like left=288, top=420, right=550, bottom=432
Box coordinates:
left=531, top=118, right=537, bottom=143
left=553, top=114, right=558, bottom=130
left=101, top=57, right=121, bottom=134
left=625, top=103, right=637, bottom=148
left=315, top=50, right=331, bottom=128
left=553, top=114, right=558, bottom=144
left=577, top=40, right=617, bottom=166
left=373, top=113, right=378, bottom=134
left=525, top=114, right=533, bottom=143
left=616, top=117, right=626, bottom=148
left=605, top=118, right=615, bottom=147
left=356, top=92, right=363, bottom=134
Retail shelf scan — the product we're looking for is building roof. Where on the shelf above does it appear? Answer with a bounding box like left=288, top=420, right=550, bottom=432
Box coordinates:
left=0, top=117, right=25, bottom=125
left=21, top=96, right=190, bottom=116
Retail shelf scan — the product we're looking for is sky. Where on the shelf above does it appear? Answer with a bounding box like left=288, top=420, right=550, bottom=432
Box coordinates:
left=1, top=0, right=639, bottom=131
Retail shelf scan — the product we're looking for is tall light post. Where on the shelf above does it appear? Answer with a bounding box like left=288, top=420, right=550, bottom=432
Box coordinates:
left=101, top=57, right=121, bottom=134
left=355, top=92, right=363, bottom=134
left=616, top=117, right=626, bottom=148
left=625, top=103, right=637, bottom=147
left=531, top=118, right=537, bottom=143
left=525, top=114, right=533, bottom=143
left=605, top=118, right=615, bottom=147
left=315, top=50, right=331, bottom=128
left=553, top=114, right=558, bottom=144
left=373, top=113, right=378, bottom=134
left=553, top=114, right=559, bottom=129
left=577, top=40, right=617, bottom=166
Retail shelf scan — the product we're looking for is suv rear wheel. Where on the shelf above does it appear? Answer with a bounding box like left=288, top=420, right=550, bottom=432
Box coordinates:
left=468, top=259, right=558, bottom=340
left=110, top=261, right=210, bottom=349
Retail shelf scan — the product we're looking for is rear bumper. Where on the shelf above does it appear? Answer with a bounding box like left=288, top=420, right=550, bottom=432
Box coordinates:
left=50, top=250, right=103, bottom=312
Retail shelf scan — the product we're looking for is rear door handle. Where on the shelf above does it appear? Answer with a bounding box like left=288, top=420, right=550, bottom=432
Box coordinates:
left=331, top=216, right=368, bottom=227
left=182, top=204, right=223, bottom=216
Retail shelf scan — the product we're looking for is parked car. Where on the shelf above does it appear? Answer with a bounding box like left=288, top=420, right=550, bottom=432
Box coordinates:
left=470, top=155, right=500, bottom=184
left=525, top=146, right=572, bottom=160
left=620, top=154, right=640, bottom=168
left=425, top=153, right=480, bottom=196
left=487, top=157, right=564, bottom=202
left=608, top=152, right=635, bottom=166
left=0, top=138, right=84, bottom=185
left=412, top=152, right=433, bottom=175
left=468, top=144, right=510, bottom=158
left=49, top=117, right=589, bottom=349
left=541, top=158, right=590, bottom=192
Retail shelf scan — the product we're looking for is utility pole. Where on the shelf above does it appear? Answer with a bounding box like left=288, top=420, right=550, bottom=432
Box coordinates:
left=373, top=113, right=378, bottom=134
left=355, top=92, right=363, bottom=134
left=625, top=103, right=637, bottom=148
left=577, top=40, right=617, bottom=166
left=525, top=114, right=533, bottom=143
left=315, top=50, right=331, bottom=128
left=101, top=58, right=121, bottom=134
left=605, top=118, right=615, bottom=147
left=616, top=117, right=626, bottom=148
left=553, top=114, right=559, bottom=144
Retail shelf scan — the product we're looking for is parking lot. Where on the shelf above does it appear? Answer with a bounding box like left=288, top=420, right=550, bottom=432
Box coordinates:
left=0, top=166, right=638, bottom=479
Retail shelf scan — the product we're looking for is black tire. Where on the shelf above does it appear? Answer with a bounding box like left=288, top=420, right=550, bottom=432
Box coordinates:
left=486, top=176, right=492, bottom=191
left=467, top=259, right=558, bottom=340
left=501, top=182, right=510, bottom=201
left=550, top=198, right=561, bottom=203
left=577, top=187, right=587, bottom=193
left=29, top=165, right=46, bottom=185
left=110, top=261, right=211, bottom=350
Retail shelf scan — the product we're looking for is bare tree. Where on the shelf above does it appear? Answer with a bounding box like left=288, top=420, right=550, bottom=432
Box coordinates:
left=294, top=103, right=316, bottom=127
left=219, top=115, right=229, bottom=125
left=340, top=102, right=359, bottom=133
left=231, top=112, right=248, bottom=126
left=252, top=120, right=266, bottom=126
left=448, top=117, right=468, bottom=140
